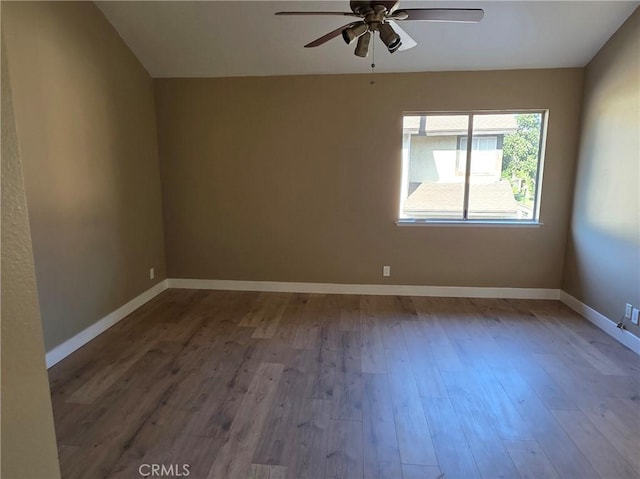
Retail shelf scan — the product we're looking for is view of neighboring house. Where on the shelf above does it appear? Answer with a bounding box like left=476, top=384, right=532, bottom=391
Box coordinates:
left=401, top=114, right=529, bottom=219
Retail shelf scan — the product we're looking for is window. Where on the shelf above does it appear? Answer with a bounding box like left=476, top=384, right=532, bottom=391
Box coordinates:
left=457, top=136, right=501, bottom=175
left=460, top=136, right=498, bottom=152
left=399, top=111, right=546, bottom=223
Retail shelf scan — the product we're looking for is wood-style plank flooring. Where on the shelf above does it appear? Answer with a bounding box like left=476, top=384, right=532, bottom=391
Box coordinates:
left=49, top=290, right=640, bottom=479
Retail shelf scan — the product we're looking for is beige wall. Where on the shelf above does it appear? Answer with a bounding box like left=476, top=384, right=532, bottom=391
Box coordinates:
left=1, top=40, right=61, bottom=479
left=156, top=68, right=583, bottom=288
left=563, top=8, right=640, bottom=337
left=2, top=2, right=166, bottom=350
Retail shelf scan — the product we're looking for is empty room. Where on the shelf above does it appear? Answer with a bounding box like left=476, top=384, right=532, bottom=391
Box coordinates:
left=2, top=1, right=639, bottom=478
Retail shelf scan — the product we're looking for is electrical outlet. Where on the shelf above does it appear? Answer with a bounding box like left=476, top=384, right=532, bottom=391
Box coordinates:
left=632, top=308, right=639, bottom=326
left=383, top=265, right=391, bottom=277
left=625, top=303, right=633, bottom=319
left=149, top=267, right=155, bottom=280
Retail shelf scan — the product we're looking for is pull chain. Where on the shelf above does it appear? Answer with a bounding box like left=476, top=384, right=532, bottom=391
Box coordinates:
left=370, top=31, right=376, bottom=85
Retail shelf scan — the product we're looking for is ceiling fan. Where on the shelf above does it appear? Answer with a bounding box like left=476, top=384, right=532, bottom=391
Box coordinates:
left=276, top=1, right=484, bottom=58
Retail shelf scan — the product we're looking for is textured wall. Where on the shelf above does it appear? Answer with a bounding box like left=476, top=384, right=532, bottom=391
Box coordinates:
left=155, top=69, right=583, bottom=288
left=563, top=7, right=640, bottom=336
left=2, top=1, right=167, bottom=350
left=1, top=39, right=61, bottom=479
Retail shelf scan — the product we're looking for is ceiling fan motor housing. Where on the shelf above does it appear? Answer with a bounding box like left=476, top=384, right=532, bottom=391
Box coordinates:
left=350, top=0, right=399, bottom=16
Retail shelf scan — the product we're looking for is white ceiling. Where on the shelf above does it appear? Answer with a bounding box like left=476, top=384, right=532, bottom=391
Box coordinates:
left=96, top=1, right=639, bottom=78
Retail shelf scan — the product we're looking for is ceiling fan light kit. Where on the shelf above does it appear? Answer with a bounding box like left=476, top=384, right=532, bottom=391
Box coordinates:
left=354, top=31, right=372, bottom=57
left=342, top=21, right=369, bottom=44
left=276, top=1, right=484, bottom=58
left=378, top=22, right=401, bottom=53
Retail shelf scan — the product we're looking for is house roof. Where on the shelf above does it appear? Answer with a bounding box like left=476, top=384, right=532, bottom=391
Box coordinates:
left=403, top=180, right=518, bottom=217
left=403, top=114, right=518, bottom=136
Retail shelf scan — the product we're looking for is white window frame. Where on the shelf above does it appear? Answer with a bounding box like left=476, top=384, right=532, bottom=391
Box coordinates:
left=397, top=109, right=548, bottom=227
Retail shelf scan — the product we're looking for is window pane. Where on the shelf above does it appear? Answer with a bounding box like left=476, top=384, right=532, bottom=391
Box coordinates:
left=467, top=113, right=543, bottom=220
left=401, top=115, right=469, bottom=219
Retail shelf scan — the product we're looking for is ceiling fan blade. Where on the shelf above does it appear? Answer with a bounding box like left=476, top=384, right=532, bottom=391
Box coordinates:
left=275, top=11, right=359, bottom=17
left=394, top=8, right=484, bottom=23
left=304, top=23, right=356, bottom=48
left=388, top=20, right=417, bottom=51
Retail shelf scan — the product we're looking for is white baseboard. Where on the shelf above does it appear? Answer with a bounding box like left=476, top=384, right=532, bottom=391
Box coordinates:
left=167, top=278, right=560, bottom=300
left=45, top=279, right=169, bottom=368
left=44, top=278, right=638, bottom=367
left=560, top=291, right=640, bottom=355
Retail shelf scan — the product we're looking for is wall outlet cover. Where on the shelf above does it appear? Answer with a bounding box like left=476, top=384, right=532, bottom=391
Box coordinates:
left=632, top=307, right=639, bottom=325
left=625, top=303, right=633, bottom=319
left=150, top=267, right=155, bottom=280
left=383, top=266, right=391, bottom=277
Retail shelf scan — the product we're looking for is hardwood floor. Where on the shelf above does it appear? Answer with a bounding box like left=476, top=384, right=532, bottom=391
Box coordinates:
left=48, top=290, right=640, bottom=479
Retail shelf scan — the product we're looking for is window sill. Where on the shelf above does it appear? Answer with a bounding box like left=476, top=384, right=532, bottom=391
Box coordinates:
left=395, top=219, right=543, bottom=228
